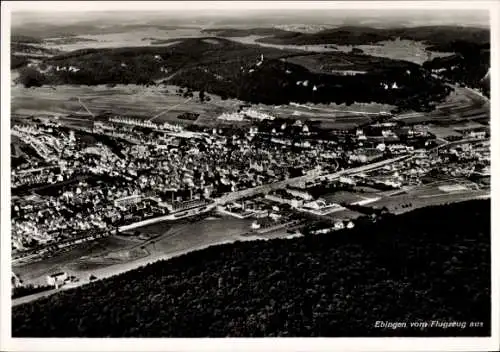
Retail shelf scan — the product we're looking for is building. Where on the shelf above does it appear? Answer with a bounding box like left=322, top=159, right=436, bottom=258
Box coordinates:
left=46, top=272, right=68, bottom=288
left=334, top=221, right=345, bottom=230
left=11, top=272, right=22, bottom=288
left=303, top=199, right=342, bottom=212
left=286, top=188, right=313, bottom=201
left=251, top=221, right=261, bottom=230
left=114, top=195, right=142, bottom=207
left=339, top=176, right=356, bottom=186
left=265, top=193, right=302, bottom=208
left=350, top=149, right=383, bottom=163
left=468, top=130, right=487, bottom=139
left=169, top=198, right=208, bottom=212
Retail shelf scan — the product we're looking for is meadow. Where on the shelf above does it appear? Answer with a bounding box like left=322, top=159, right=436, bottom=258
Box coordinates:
left=12, top=84, right=398, bottom=130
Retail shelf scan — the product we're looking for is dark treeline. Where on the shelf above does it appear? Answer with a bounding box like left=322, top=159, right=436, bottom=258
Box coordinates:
left=12, top=200, right=490, bottom=337
left=11, top=56, right=30, bottom=70
left=11, top=42, right=54, bottom=55
left=11, top=35, right=44, bottom=44
left=423, top=41, right=490, bottom=96
left=12, top=284, right=53, bottom=299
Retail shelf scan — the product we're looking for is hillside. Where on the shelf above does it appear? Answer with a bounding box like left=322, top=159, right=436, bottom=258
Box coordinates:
left=423, top=41, right=490, bottom=96
left=12, top=200, right=490, bottom=337
left=10, top=36, right=61, bottom=70
left=201, top=27, right=292, bottom=37
left=14, top=37, right=451, bottom=111
left=11, top=23, right=200, bottom=39
left=257, top=25, right=490, bottom=46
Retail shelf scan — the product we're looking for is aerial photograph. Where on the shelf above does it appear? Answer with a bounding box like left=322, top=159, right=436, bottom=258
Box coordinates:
left=3, top=1, right=494, bottom=345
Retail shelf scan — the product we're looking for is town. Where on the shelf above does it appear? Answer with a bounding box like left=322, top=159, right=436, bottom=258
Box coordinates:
left=11, top=100, right=490, bottom=270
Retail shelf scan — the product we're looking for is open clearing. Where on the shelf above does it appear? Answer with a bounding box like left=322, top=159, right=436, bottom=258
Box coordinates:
left=230, top=36, right=454, bottom=64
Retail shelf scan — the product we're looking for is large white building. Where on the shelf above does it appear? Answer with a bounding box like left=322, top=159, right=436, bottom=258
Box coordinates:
left=46, top=272, right=68, bottom=288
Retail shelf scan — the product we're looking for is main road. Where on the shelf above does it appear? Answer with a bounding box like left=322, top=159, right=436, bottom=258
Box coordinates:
left=215, top=154, right=413, bottom=204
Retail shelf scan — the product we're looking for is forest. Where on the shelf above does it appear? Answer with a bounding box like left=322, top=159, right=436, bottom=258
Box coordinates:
left=16, top=37, right=451, bottom=112
left=423, top=41, right=490, bottom=96
left=12, top=200, right=490, bottom=337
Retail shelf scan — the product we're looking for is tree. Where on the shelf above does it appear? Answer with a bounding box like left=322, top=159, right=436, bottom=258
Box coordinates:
left=18, top=67, right=46, bottom=88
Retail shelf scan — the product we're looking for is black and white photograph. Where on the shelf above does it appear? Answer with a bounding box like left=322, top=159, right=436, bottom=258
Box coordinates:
left=0, top=1, right=498, bottom=351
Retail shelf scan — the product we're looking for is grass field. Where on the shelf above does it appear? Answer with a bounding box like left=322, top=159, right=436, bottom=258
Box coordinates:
left=326, top=209, right=364, bottom=221
left=394, top=86, right=490, bottom=125
left=335, top=39, right=454, bottom=65
left=250, top=101, right=394, bottom=129
left=427, top=125, right=463, bottom=139
left=13, top=236, right=137, bottom=286
left=322, top=190, right=367, bottom=205
left=11, top=85, right=242, bottom=127
left=231, top=36, right=454, bottom=65
left=12, top=216, right=255, bottom=288
left=368, top=180, right=488, bottom=215
left=43, top=28, right=206, bottom=52
left=12, top=85, right=397, bottom=130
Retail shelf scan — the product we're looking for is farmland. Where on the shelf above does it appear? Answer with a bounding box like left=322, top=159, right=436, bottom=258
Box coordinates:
left=11, top=85, right=399, bottom=130
left=11, top=85, right=242, bottom=127
left=367, top=180, right=489, bottom=215
left=11, top=80, right=488, bottom=132
left=393, top=86, right=490, bottom=125
left=334, top=39, right=454, bottom=65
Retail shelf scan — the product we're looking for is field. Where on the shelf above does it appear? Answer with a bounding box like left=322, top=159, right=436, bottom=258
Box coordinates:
left=13, top=236, right=137, bottom=286
left=12, top=214, right=302, bottom=307
left=42, top=28, right=206, bottom=52
left=250, top=101, right=395, bottom=129
left=368, top=180, right=489, bottom=215
left=322, top=190, right=368, bottom=205
left=334, top=39, right=454, bottom=65
left=12, top=216, right=261, bottom=289
left=427, top=125, right=463, bottom=139
left=11, top=85, right=242, bottom=127
left=394, top=86, right=490, bottom=125
left=12, top=85, right=400, bottom=130
left=326, top=209, right=364, bottom=221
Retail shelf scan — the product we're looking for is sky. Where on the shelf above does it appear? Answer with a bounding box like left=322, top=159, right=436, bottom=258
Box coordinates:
left=9, top=2, right=490, bottom=29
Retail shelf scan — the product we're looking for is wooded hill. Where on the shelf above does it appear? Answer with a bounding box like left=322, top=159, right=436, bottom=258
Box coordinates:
left=15, top=37, right=451, bottom=112
left=12, top=200, right=490, bottom=337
